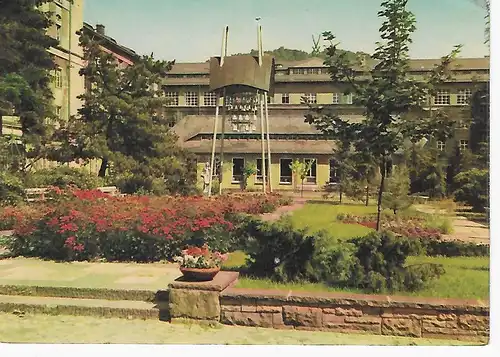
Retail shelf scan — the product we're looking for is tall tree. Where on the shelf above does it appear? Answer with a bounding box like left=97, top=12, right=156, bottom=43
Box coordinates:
left=0, top=0, right=58, bottom=171
left=61, top=30, right=197, bottom=195
left=305, top=0, right=460, bottom=230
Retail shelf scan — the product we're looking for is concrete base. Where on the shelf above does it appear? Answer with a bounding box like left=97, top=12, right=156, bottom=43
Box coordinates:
left=168, top=271, right=239, bottom=321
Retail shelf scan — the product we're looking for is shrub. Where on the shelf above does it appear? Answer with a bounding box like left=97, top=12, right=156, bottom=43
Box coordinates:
left=453, top=169, right=489, bottom=213
left=5, top=189, right=288, bottom=262
left=421, top=239, right=489, bottom=257
left=0, top=171, right=24, bottom=206
left=347, top=231, right=441, bottom=293
left=243, top=216, right=316, bottom=282
left=25, top=167, right=103, bottom=190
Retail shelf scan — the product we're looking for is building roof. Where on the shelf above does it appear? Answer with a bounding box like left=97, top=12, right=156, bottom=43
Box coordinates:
left=83, top=22, right=139, bottom=62
left=167, top=57, right=489, bottom=75
left=171, top=114, right=366, bottom=154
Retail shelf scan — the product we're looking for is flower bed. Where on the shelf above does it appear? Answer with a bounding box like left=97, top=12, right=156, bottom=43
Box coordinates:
left=337, top=213, right=441, bottom=240
left=1, top=188, right=290, bottom=262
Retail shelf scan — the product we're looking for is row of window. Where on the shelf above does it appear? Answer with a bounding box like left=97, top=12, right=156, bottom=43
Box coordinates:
left=164, top=90, right=472, bottom=107
left=226, top=141, right=469, bottom=185
left=229, top=158, right=318, bottom=185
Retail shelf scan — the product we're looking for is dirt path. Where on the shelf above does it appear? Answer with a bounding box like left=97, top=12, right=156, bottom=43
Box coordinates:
left=260, top=197, right=307, bottom=222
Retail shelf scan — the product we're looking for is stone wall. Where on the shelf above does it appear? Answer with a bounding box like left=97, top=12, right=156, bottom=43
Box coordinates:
left=220, top=288, right=489, bottom=342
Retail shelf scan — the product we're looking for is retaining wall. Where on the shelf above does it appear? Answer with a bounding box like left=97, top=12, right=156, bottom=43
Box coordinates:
left=168, top=272, right=489, bottom=342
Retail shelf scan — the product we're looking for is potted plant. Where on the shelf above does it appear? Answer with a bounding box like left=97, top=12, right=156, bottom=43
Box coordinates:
left=174, top=245, right=228, bottom=281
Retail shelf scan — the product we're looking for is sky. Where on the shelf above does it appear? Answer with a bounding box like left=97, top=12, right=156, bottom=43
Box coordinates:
left=83, top=0, right=490, bottom=62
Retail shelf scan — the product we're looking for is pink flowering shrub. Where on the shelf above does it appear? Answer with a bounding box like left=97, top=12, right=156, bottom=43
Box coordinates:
left=3, top=188, right=289, bottom=262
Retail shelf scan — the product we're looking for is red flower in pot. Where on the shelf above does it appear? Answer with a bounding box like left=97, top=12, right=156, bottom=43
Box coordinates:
left=173, top=244, right=228, bottom=281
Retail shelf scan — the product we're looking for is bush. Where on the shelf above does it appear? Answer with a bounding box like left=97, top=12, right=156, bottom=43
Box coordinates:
left=453, top=169, right=489, bottom=212
left=5, top=189, right=288, bottom=262
left=243, top=217, right=316, bottom=282
left=25, top=167, right=103, bottom=190
left=346, top=231, right=441, bottom=293
left=239, top=218, right=443, bottom=293
left=0, top=171, right=24, bottom=206
left=421, top=239, right=489, bottom=257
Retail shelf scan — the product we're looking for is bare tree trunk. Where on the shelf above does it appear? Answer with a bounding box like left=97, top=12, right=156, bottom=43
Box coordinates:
left=98, top=158, right=108, bottom=178
left=365, top=181, right=369, bottom=206
left=376, top=158, right=386, bottom=232
left=301, top=179, right=304, bottom=198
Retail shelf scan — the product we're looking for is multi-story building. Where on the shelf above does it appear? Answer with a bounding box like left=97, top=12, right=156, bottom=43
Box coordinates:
left=42, top=0, right=85, bottom=124
left=168, top=56, right=490, bottom=192
left=1, top=0, right=85, bottom=141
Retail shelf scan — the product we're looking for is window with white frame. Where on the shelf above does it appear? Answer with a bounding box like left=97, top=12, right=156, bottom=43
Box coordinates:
left=344, top=93, right=353, bottom=104
left=256, top=158, right=269, bottom=183
left=332, top=93, right=340, bottom=104
left=457, top=88, right=472, bottom=105
left=434, top=90, right=450, bottom=105
left=279, top=158, right=293, bottom=184
left=267, top=94, right=273, bottom=104
left=437, top=141, right=445, bottom=151
left=56, top=106, right=62, bottom=119
left=459, top=140, right=468, bottom=151
left=203, top=92, right=217, bottom=106
left=281, top=93, right=290, bottom=104
left=185, top=91, right=199, bottom=106
left=304, top=93, right=317, bottom=104
left=54, top=68, right=62, bottom=88
left=165, top=92, right=179, bottom=106
left=304, top=158, right=317, bottom=184
left=232, top=158, right=244, bottom=183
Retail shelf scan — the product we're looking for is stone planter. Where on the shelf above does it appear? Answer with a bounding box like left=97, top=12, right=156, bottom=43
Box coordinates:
left=180, top=267, right=221, bottom=282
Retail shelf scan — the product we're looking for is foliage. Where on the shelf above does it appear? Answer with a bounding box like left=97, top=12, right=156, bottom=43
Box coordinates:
left=173, top=245, right=228, bottom=268
left=421, top=239, right=489, bottom=257
left=0, top=0, right=59, bottom=170
left=305, top=0, right=461, bottom=230
left=25, top=166, right=103, bottom=190
left=0, top=171, right=24, bottom=206
left=382, top=165, right=411, bottom=214
left=289, top=159, right=315, bottom=197
left=243, top=217, right=317, bottom=282
left=233, top=46, right=370, bottom=62
left=242, top=163, right=257, bottom=191
left=4, top=189, right=288, bottom=262
left=347, top=231, right=443, bottom=293
left=453, top=169, right=489, bottom=212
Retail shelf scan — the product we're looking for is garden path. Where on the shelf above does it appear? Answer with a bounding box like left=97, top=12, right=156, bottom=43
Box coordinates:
left=414, top=206, right=489, bottom=245
left=260, top=197, right=308, bottom=222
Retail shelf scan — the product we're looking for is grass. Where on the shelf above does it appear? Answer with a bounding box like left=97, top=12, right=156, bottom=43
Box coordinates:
left=289, top=202, right=375, bottom=240
left=0, top=313, right=480, bottom=345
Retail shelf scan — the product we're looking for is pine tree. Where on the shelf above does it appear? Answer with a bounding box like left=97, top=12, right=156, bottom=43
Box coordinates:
left=0, top=0, right=58, bottom=170
left=61, top=29, right=197, bottom=195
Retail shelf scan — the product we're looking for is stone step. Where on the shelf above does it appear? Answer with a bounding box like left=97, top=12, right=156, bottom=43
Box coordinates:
left=0, top=294, right=169, bottom=320
left=0, top=284, right=168, bottom=302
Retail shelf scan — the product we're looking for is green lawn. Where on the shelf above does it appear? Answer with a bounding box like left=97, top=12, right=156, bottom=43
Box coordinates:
left=289, top=202, right=375, bottom=239
left=0, top=313, right=479, bottom=345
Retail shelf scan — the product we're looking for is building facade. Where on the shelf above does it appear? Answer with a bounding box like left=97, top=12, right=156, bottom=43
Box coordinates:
left=167, top=57, right=490, bottom=192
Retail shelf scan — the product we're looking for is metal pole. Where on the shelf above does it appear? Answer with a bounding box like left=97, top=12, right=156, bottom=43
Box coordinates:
left=259, top=91, right=267, bottom=194
left=208, top=93, right=220, bottom=197
left=264, top=91, right=272, bottom=192
left=219, top=89, right=227, bottom=195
